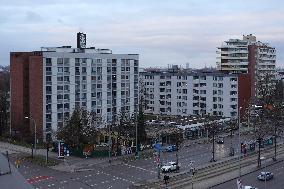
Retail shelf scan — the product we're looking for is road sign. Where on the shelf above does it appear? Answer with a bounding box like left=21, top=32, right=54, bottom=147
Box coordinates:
left=58, top=141, right=65, bottom=158
left=154, top=143, right=162, bottom=151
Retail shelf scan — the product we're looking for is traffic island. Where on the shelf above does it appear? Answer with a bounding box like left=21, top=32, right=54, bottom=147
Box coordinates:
left=24, top=155, right=60, bottom=167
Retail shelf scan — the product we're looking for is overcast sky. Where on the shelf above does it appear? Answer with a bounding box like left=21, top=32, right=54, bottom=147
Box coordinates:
left=1, top=0, right=283, bottom=68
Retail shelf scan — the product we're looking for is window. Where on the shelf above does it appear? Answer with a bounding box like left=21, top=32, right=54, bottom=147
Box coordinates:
left=57, top=85, right=63, bottom=90
left=46, top=58, right=52, bottom=64
left=57, top=76, right=63, bottom=81
left=200, top=90, right=206, bottom=94
left=58, top=67, right=63, bottom=73
left=200, top=76, right=206, bottom=80
left=58, top=113, right=63, bottom=120
left=82, top=84, right=87, bottom=90
left=75, top=67, right=80, bottom=73
left=64, top=94, right=69, bottom=100
left=64, top=85, right=69, bottom=91
left=64, top=103, right=69, bottom=109
left=97, top=67, right=102, bottom=74
left=64, top=58, right=69, bottom=64
left=46, top=67, right=51, bottom=72
left=82, top=58, right=87, bottom=63
left=231, top=98, right=237, bottom=102
left=82, top=93, right=87, bottom=99
left=46, top=86, right=52, bottom=92
left=57, top=94, right=63, bottom=100
left=92, top=101, right=96, bottom=107
left=82, top=67, right=87, bottom=73
left=64, top=76, right=69, bottom=82
left=46, top=76, right=52, bottom=82
left=57, top=58, right=63, bottom=64
left=193, top=76, right=199, bottom=80
left=64, top=67, right=69, bottom=73
left=57, top=104, right=63, bottom=110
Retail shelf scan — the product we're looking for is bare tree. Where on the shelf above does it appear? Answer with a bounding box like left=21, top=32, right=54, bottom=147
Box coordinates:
left=56, top=107, right=100, bottom=149
left=0, top=65, right=10, bottom=137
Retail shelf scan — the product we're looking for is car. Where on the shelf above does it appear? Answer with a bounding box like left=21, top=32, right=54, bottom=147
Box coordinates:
left=257, top=171, right=274, bottom=181
left=161, top=161, right=180, bottom=172
left=216, top=137, right=224, bottom=144
left=165, top=145, right=178, bottom=152
left=244, top=186, right=258, bottom=189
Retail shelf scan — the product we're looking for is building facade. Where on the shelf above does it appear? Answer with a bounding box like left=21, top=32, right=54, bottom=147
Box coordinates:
left=217, top=34, right=276, bottom=102
left=10, top=33, right=139, bottom=140
left=140, top=67, right=241, bottom=118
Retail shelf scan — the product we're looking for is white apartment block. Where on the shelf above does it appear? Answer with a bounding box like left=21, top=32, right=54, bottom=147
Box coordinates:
left=217, top=37, right=249, bottom=73
left=217, top=34, right=276, bottom=76
left=140, top=67, right=238, bottom=118
left=42, top=47, right=139, bottom=133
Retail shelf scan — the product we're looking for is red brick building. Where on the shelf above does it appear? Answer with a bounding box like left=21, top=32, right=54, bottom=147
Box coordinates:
left=10, top=52, right=43, bottom=140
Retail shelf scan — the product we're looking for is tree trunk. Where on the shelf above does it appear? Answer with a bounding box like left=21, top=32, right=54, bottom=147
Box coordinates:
left=212, top=131, right=215, bottom=162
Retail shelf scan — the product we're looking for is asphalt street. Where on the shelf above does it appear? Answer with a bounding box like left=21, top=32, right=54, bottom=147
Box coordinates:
left=4, top=133, right=282, bottom=189
left=211, top=159, right=284, bottom=189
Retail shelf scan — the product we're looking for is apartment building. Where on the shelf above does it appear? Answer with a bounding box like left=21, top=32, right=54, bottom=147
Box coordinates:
left=217, top=34, right=276, bottom=101
left=140, top=66, right=243, bottom=118
left=10, top=33, right=139, bottom=141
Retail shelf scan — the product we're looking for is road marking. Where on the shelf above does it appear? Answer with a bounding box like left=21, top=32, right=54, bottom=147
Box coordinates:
left=27, top=175, right=53, bottom=184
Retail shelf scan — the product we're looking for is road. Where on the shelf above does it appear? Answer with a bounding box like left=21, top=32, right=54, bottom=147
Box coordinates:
left=2, top=132, right=281, bottom=189
left=211, top=159, right=284, bottom=189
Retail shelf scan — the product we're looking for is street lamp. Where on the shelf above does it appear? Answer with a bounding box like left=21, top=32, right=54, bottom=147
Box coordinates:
left=25, top=116, right=37, bottom=157
left=260, top=156, right=267, bottom=189
left=135, top=112, right=138, bottom=158
left=238, top=106, right=242, bottom=180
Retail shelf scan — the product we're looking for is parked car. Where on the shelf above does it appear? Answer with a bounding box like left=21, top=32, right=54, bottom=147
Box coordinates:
left=161, top=161, right=180, bottom=172
left=216, top=137, right=224, bottom=144
left=165, top=145, right=178, bottom=152
left=257, top=172, right=274, bottom=181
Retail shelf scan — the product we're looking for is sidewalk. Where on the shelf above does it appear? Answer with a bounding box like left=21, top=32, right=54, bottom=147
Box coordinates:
left=0, top=141, right=140, bottom=172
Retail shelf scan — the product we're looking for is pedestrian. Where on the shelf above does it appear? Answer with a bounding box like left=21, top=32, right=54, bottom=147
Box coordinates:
left=164, top=175, right=169, bottom=185
left=15, top=159, right=20, bottom=168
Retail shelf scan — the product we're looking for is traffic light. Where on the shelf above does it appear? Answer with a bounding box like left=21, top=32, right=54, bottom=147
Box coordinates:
left=241, top=143, right=247, bottom=154
left=249, top=143, right=255, bottom=151
left=268, top=137, right=273, bottom=145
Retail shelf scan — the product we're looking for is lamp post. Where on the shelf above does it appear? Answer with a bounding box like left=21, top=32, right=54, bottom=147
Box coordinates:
left=260, top=156, right=267, bottom=189
left=238, top=106, right=242, bottom=180
left=108, top=122, right=111, bottom=164
left=25, top=116, right=37, bottom=156
left=135, top=112, right=138, bottom=158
